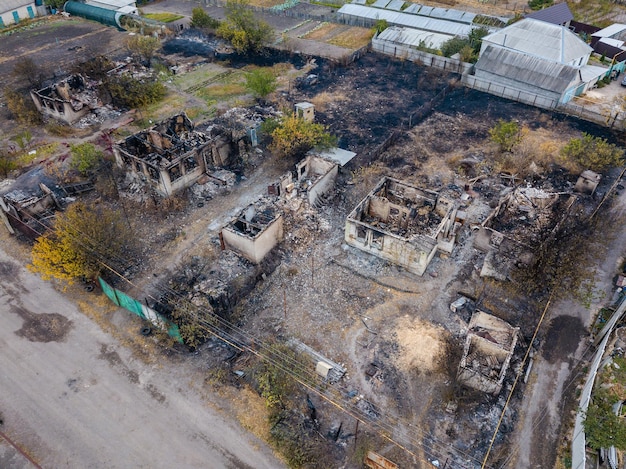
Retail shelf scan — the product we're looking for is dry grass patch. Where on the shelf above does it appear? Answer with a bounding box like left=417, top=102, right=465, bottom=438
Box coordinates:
left=248, top=0, right=285, bottom=6
left=493, top=127, right=574, bottom=176
left=196, top=83, right=248, bottom=105
left=327, top=27, right=374, bottom=49
left=302, top=23, right=341, bottom=40
left=233, top=386, right=272, bottom=441
left=142, top=92, right=187, bottom=123
left=309, top=91, right=348, bottom=111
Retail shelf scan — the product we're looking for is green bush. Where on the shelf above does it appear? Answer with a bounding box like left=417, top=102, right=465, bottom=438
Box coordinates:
left=528, top=0, right=553, bottom=10
left=70, top=143, right=104, bottom=176
left=217, top=0, right=274, bottom=54
left=441, top=37, right=470, bottom=58
left=104, top=74, right=166, bottom=109
left=373, top=19, right=388, bottom=35
left=561, top=133, right=624, bottom=172
left=584, top=388, right=626, bottom=450
left=245, top=68, right=277, bottom=98
left=190, top=7, right=221, bottom=29
left=489, top=119, right=522, bottom=153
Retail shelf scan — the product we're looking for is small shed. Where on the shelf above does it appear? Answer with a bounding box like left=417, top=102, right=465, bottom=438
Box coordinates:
left=295, top=102, right=314, bottom=122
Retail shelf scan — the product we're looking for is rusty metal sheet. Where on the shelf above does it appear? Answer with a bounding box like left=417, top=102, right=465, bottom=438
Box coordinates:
left=364, top=451, right=398, bottom=469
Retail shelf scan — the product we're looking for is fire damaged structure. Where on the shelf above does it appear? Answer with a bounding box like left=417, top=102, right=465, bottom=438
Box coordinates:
left=113, top=113, right=237, bottom=196
left=0, top=167, right=94, bottom=238
left=220, top=198, right=284, bottom=264
left=474, top=185, right=576, bottom=281
left=345, top=177, right=460, bottom=276
left=30, top=75, right=100, bottom=124
left=272, top=154, right=338, bottom=207
left=457, top=311, right=519, bottom=395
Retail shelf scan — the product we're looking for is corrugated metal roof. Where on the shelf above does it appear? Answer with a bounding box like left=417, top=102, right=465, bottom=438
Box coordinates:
left=579, top=64, right=607, bottom=82
left=372, top=0, right=390, bottom=8
left=403, top=3, right=421, bottom=14
left=337, top=4, right=474, bottom=36
left=86, top=0, right=136, bottom=7
left=343, top=1, right=480, bottom=24
left=599, top=37, right=625, bottom=48
left=386, top=0, right=405, bottom=11
left=526, top=2, right=573, bottom=25
left=475, top=45, right=579, bottom=93
left=592, top=23, right=626, bottom=38
left=429, top=6, right=475, bottom=23
left=1, top=0, right=34, bottom=13
left=481, top=18, right=592, bottom=65
left=377, top=25, right=453, bottom=49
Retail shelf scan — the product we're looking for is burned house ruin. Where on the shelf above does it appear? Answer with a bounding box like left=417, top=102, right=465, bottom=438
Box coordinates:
left=345, top=177, right=460, bottom=276
left=271, top=154, right=338, bottom=207
left=474, top=185, right=576, bottom=281
left=457, top=311, right=519, bottom=395
left=31, top=75, right=100, bottom=124
left=220, top=198, right=283, bottom=264
left=0, top=166, right=95, bottom=238
left=113, top=113, right=232, bottom=196
left=114, top=110, right=270, bottom=196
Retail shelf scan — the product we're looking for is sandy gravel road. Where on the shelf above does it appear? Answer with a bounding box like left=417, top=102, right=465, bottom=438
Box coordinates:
left=0, top=247, right=284, bottom=469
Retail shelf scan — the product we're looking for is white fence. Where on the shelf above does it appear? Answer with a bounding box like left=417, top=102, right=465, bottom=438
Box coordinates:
left=559, top=101, right=626, bottom=130
left=462, top=74, right=626, bottom=130
left=462, top=74, right=560, bottom=110
left=371, top=38, right=473, bottom=75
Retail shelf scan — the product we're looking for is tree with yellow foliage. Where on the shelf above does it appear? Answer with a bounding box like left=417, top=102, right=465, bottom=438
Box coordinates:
left=29, top=202, right=134, bottom=284
left=269, top=114, right=336, bottom=159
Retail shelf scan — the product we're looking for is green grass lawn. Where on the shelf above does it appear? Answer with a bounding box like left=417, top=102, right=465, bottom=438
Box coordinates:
left=171, top=63, right=229, bottom=92
left=143, top=13, right=184, bottom=23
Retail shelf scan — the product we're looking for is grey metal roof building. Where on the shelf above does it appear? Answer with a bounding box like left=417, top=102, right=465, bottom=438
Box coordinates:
left=591, top=23, right=626, bottom=40
left=526, top=2, right=573, bottom=26
left=475, top=45, right=580, bottom=96
left=480, top=18, right=592, bottom=66
left=376, top=25, right=453, bottom=50
left=336, top=3, right=476, bottom=37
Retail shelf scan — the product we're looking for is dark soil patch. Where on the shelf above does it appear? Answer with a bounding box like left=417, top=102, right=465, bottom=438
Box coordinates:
left=98, top=343, right=141, bottom=384
left=439, top=88, right=621, bottom=143
left=291, top=52, right=454, bottom=158
left=0, top=18, right=129, bottom=91
left=0, top=261, right=19, bottom=280
left=11, top=304, right=72, bottom=342
left=542, top=315, right=586, bottom=363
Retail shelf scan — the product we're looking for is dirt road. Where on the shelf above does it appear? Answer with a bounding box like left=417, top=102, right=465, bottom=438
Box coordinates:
left=0, top=247, right=284, bottom=469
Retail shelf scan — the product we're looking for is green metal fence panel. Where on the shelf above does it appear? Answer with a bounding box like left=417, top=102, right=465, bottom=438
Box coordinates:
left=98, top=277, right=183, bottom=343
left=99, top=277, right=120, bottom=306
left=114, top=289, right=146, bottom=319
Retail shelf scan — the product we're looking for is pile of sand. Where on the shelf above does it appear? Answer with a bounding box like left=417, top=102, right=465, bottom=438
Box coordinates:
left=395, top=316, right=447, bottom=373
